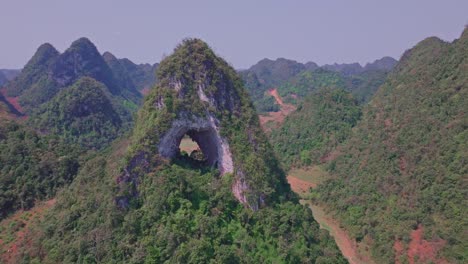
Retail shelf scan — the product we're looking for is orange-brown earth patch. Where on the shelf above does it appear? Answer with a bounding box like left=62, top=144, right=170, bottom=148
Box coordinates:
left=287, top=170, right=374, bottom=264
left=259, top=88, right=296, bottom=132
left=287, top=176, right=316, bottom=194
left=0, top=88, right=25, bottom=115
left=0, top=199, right=56, bottom=263
left=394, top=225, right=448, bottom=264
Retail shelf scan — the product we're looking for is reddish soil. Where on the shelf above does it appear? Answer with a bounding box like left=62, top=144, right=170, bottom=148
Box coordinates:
left=0, top=199, right=56, bottom=263
left=268, top=88, right=285, bottom=106
left=259, top=88, right=296, bottom=132
left=287, top=176, right=317, bottom=193
left=394, top=225, right=448, bottom=264
left=0, top=88, right=25, bottom=114
left=394, top=240, right=405, bottom=264
left=287, top=173, right=374, bottom=264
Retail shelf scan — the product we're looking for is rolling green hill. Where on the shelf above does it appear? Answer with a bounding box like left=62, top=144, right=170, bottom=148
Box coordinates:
left=270, top=88, right=362, bottom=168
left=28, top=77, right=129, bottom=150
left=241, top=57, right=396, bottom=113
left=314, top=28, right=468, bottom=263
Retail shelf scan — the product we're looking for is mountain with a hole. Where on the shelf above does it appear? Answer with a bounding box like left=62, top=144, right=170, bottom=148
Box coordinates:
left=13, top=39, right=347, bottom=263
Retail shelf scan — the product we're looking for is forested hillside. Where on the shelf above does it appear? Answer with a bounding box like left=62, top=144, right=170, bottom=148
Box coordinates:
left=241, top=57, right=397, bottom=112
left=0, top=39, right=156, bottom=229
left=27, top=77, right=129, bottom=149
left=270, top=88, right=361, bottom=168
left=5, top=38, right=142, bottom=113
left=103, top=51, right=158, bottom=93
left=0, top=121, right=81, bottom=220
left=314, top=28, right=467, bottom=263
left=14, top=39, right=347, bottom=264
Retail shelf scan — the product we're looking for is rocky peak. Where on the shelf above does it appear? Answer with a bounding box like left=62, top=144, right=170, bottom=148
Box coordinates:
left=122, top=39, right=290, bottom=210
left=31, top=43, right=60, bottom=65
left=51, top=37, right=119, bottom=93
left=102, top=51, right=118, bottom=62
left=364, top=56, right=397, bottom=71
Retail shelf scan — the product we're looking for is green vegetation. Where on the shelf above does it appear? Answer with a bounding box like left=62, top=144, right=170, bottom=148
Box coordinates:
left=241, top=57, right=395, bottom=113
left=0, top=121, right=81, bottom=220
left=5, top=38, right=142, bottom=113
left=278, top=69, right=346, bottom=104
left=131, top=39, right=291, bottom=206
left=5, top=43, right=59, bottom=98
left=270, top=88, right=361, bottom=168
left=15, top=39, right=347, bottom=263
left=103, top=51, right=158, bottom=92
left=22, top=152, right=344, bottom=263
left=315, top=29, right=468, bottom=263
left=28, top=77, right=129, bottom=150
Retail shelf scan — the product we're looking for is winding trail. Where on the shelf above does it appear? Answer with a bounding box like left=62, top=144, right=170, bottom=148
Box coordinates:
left=287, top=167, right=375, bottom=264
left=258, top=88, right=296, bottom=132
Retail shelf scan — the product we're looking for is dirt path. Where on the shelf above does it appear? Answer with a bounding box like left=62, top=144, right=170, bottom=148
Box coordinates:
left=259, top=88, right=296, bottom=132
left=304, top=201, right=374, bottom=264
left=268, top=88, right=284, bottom=106
left=287, top=167, right=375, bottom=264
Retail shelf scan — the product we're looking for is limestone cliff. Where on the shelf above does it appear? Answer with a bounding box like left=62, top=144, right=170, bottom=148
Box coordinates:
left=120, top=39, right=291, bottom=210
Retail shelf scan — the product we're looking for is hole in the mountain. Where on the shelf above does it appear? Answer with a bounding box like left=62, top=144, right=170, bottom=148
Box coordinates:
left=179, top=135, right=205, bottom=161
left=175, top=128, right=220, bottom=169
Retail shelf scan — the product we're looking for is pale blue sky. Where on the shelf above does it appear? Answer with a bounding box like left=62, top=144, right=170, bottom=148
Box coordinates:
left=0, top=0, right=467, bottom=69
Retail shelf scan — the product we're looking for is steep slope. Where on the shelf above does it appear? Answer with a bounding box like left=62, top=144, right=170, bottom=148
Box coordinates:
left=278, top=68, right=346, bottom=100
left=239, top=58, right=305, bottom=112
left=5, top=43, right=59, bottom=99
left=103, top=51, right=158, bottom=93
left=270, top=88, right=361, bottom=168
left=23, top=39, right=346, bottom=263
left=242, top=56, right=397, bottom=113
left=317, top=28, right=468, bottom=263
left=363, top=56, right=398, bottom=71
left=0, top=121, right=80, bottom=221
left=28, top=77, right=126, bottom=149
left=0, top=93, right=22, bottom=119
left=5, top=38, right=142, bottom=112
left=127, top=39, right=292, bottom=209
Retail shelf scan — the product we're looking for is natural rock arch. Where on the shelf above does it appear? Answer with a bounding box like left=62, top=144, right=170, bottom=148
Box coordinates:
left=119, top=39, right=291, bottom=210
left=158, top=115, right=233, bottom=174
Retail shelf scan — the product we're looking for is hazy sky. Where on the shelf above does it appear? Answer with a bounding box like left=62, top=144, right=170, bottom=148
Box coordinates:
left=1, top=0, right=467, bottom=69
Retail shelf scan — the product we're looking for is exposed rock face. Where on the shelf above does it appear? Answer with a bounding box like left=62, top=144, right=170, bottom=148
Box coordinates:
left=158, top=113, right=234, bottom=174
left=122, top=39, right=291, bottom=210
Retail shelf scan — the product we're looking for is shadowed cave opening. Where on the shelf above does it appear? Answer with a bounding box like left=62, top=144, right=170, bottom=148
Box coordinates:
left=175, top=128, right=220, bottom=170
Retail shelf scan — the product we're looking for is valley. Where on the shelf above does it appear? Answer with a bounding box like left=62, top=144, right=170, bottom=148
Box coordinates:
left=0, top=8, right=466, bottom=262
left=286, top=166, right=375, bottom=264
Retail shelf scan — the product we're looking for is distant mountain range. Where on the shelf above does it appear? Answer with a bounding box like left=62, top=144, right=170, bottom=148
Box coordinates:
left=0, top=37, right=161, bottom=152
left=240, top=56, right=397, bottom=112
left=4, top=38, right=158, bottom=113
